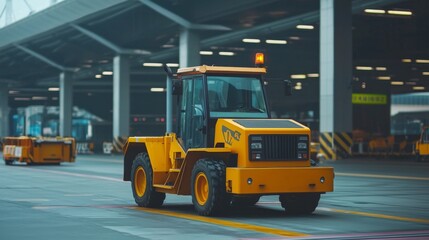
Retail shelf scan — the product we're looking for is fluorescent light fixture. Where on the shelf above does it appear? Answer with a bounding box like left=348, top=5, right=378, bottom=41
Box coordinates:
left=143, top=62, right=163, bottom=67
left=291, top=74, right=306, bottom=79
left=200, top=51, right=213, bottom=55
left=266, top=39, right=287, bottom=44
left=294, top=85, right=302, bottom=90
left=377, top=76, right=391, bottom=80
left=387, top=10, right=412, bottom=16
left=376, top=67, right=387, bottom=71
left=296, top=82, right=302, bottom=86
left=242, top=38, right=261, bottom=43
left=48, top=87, right=60, bottom=91
left=356, top=66, right=373, bottom=71
left=9, top=90, right=19, bottom=94
left=162, top=44, right=175, bottom=48
left=166, top=63, right=179, bottom=67
left=14, top=97, right=30, bottom=101
left=296, top=24, right=314, bottom=30
left=406, top=82, right=417, bottom=86
left=82, top=64, right=92, bottom=68
left=102, top=71, right=113, bottom=75
left=364, top=9, right=386, bottom=14
left=32, top=96, right=48, bottom=100
left=413, top=86, right=425, bottom=90
left=289, top=36, right=300, bottom=40
left=402, top=59, right=412, bottom=63
left=219, top=51, right=235, bottom=56
left=423, top=72, right=429, bottom=76
left=95, top=74, right=102, bottom=79
left=150, top=88, right=165, bottom=92
left=52, top=97, right=58, bottom=101
left=390, top=81, right=404, bottom=85
left=99, top=60, right=109, bottom=63
left=416, top=59, right=429, bottom=64
left=307, top=73, right=319, bottom=78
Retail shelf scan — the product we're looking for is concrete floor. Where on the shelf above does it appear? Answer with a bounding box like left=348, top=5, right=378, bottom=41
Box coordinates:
left=1, top=154, right=428, bottom=239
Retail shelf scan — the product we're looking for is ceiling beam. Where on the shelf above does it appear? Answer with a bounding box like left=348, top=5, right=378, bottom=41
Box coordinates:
left=71, top=24, right=151, bottom=55
left=138, top=0, right=230, bottom=31
left=14, top=44, right=76, bottom=72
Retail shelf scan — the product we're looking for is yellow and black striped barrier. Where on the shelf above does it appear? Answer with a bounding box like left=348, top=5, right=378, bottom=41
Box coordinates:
left=319, top=132, right=353, bottom=160
left=112, top=136, right=127, bottom=153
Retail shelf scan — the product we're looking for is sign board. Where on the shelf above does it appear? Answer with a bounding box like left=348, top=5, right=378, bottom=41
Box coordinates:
left=352, top=93, right=387, bottom=105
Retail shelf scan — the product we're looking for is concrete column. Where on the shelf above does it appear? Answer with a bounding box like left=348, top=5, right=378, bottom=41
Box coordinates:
left=179, top=29, right=200, bottom=67
left=0, top=87, right=9, bottom=137
left=113, top=55, right=130, bottom=139
left=319, top=0, right=353, bottom=159
left=60, top=72, right=73, bottom=137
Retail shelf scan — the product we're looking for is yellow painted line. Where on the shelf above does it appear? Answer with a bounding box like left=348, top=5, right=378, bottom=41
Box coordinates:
left=336, top=172, right=429, bottom=181
left=319, top=207, right=429, bottom=225
left=130, top=207, right=309, bottom=237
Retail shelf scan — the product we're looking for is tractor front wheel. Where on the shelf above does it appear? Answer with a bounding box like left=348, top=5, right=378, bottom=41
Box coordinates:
left=191, top=159, right=229, bottom=216
left=131, top=153, right=165, bottom=207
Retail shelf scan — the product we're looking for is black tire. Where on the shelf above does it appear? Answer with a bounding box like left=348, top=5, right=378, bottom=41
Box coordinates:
left=231, top=196, right=260, bottom=207
left=279, top=193, right=320, bottom=215
left=131, top=153, right=165, bottom=208
left=191, top=159, right=229, bottom=216
left=4, top=160, right=12, bottom=165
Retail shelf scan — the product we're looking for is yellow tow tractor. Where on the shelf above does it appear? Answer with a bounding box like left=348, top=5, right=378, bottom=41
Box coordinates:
left=123, top=54, right=334, bottom=216
left=2, top=136, right=76, bottom=165
left=415, top=127, right=429, bottom=161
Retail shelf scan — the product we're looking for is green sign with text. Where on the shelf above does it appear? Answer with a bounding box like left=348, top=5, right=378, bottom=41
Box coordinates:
left=352, top=93, right=387, bottom=105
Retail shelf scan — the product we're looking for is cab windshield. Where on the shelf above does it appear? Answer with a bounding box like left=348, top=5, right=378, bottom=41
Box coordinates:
left=206, top=75, right=268, bottom=118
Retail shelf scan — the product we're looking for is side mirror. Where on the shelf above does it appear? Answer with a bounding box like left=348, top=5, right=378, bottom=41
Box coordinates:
left=172, top=80, right=182, bottom=95
left=284, top=80, right=292, bottom=96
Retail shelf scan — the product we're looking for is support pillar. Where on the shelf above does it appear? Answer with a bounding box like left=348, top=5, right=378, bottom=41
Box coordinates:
left=112, top=55, right=130, bottom=151
left=319, top=0, right=353, bottom=160
left=179, top=29, right=200, bottom=67
left=0, top=87, right=9, bottom=137
left=60, top=72, right=73, bottom=137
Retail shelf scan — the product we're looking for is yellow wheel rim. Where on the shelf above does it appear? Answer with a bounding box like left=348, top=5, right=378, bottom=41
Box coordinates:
left=134, top=166, right=147, bottom=197
left=195, top=172, right=209, bottom=205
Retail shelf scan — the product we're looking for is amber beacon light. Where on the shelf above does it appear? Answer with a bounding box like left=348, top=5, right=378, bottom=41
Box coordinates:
left=255, top=53, right=264, bottom=67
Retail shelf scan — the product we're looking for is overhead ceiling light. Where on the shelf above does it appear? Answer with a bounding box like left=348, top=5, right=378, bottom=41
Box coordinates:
left=150, top=88, right=165, bottom=92
left=296, top=82, right=302, bottom=86
left=95, top=74, right=102, bottom=79
left=356, top=66, right=373, bottom=71
left=82, top=64, right=91, bottom=68
left=377, top=76, right=391, bottom=80
left=413, top=86, right=425, bottom=90
left=162, top=44, right=175, bottom=48
left=387, top=10, right=412, bottom=16
left=416, top=59, right=429, bottom=64
left=166, top=63, right=179, bottom=67
left=242, top=38, right=261, bottom=43
left=32, top=96, right=48, bottom=100
left=289, top=36, right=300, bottom=40
left=102, top=71, right=113, bottom=75
left=391, top=81, right=404, bottom=85
left=307, top=73, right=319, bottom=78
left=99, top=60, right=109, bottom=64
left=52, top=97, right=58, bottom=101
left=15, top=97, right=30, bottom=101
left=364, top=9, right=386, bottom=14
left=266, top=39, right=287, bottom=44
left=296, top=24, right=314, bottom=30
left=9, top=90, right=19, bottom=94
left=143, top=63, right=163, bottom=67
left=406, top=81, right=417, bottom=86
left=294, top=85, right=302, bottom=90
left=200, top=51, right=213, bottom=55
left=48, top=87, right=60, bottom=91
left=219, top=51, right=235, bottom=56
left=291, top=74, right=306, bottom=79
left=402, top=59, right=412, bottom=63
left=422, top=72, right=429, bottom=76
left=376, top=67, right=387, bottom=71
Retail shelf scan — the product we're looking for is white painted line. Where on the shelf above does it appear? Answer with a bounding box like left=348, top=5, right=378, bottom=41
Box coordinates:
left=336, top=172, right=429, bottom=181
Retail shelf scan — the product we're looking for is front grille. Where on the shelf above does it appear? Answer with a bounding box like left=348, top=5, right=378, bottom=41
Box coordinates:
left=249, top=134, right=308, bottom=161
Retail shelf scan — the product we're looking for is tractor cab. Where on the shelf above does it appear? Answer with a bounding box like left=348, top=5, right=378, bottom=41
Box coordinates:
left=175, top=66, right=269, bottom=150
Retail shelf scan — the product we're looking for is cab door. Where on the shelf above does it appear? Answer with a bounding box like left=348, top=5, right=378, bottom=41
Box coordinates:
left=178, top=76, right=207, bottom=151
left=420, top=128, right=429, bottom=155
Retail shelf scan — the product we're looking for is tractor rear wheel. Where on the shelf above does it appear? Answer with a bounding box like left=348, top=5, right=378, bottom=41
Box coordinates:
left=191, top=159, right=229, bottom=216
left=131, top=153, right=165, bottom=207
left=279, top=193, right=320, bottom=215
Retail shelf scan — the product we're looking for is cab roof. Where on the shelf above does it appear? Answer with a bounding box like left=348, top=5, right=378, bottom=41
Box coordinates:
left=177, top=65, right=266, bottom=76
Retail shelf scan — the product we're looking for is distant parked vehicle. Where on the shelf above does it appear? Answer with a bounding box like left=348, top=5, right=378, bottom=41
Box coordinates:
left=415, top=127, right=429, bottom=162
